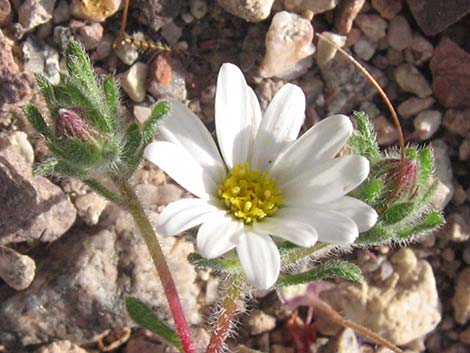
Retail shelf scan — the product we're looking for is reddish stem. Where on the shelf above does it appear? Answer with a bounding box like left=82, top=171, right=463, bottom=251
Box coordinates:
left=116, top=179, right=195, bottom=353
left=205, top=284, right=239, bottom=353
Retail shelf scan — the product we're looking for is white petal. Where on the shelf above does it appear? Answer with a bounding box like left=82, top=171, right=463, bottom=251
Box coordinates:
left=253, top=215, right=318, bottom=247
left=271, top=115, right=353, bottom=184
left=282, top=155, right=370, bottom=204
left=324, top=196, right=378, bottom=232
left=144, top=141, right=217, bottom=199
left=251, top=84, right=306, bottom=171
left=157, top=198, right=224, bottom=236
left=278, top=207, right=359, bottom=244
left=237, top=231, right=280, bottom=290
left=158, top=100, right=226, bottom=183
left=215, top=64, right=260, bottom=168
left=197, top=215, right=243, bottom=259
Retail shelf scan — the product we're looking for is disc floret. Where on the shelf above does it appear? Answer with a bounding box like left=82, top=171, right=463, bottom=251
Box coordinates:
left=218, top=162, right=283, bottom=224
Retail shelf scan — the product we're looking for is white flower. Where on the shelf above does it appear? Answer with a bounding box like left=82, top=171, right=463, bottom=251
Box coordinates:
left=144, top=64, right=378, bottom=290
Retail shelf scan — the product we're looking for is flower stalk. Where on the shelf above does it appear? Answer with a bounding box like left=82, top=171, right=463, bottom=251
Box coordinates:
left=113, top=178, right=195, bottom=353
left=206, top=278, right=241, bottom=353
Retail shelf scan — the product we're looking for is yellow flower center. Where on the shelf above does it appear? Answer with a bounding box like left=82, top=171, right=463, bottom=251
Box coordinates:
left=218, top=162, right=283, bottom=224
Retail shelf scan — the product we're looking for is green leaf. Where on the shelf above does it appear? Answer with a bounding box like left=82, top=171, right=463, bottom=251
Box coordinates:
left=187, top=253, right=239, bottom=272
left=354, top=178, right=383, bottom=204
left=142, top=101, right=170, bottom=145
left=36, top=74, right=59, bottom=116
left=277, top=260, right=363, bottom=288
left=417, top=147, right=433, bottom=189
left=23, top=105, right=53, bottom=139
left=356, top=223, right=395, bottom=245
left=126, top=297, right=182, bottom=350
left=396, top=212, right=444, bottom=239
left=382, top=202, right=414, bottom=225
left=102, top=76, right=120, bottom=127
left=34, top=158, right=59, bottom=176
left=123, top=123, right=142, bottom=160
left=349, top=111, right=380, bottom=162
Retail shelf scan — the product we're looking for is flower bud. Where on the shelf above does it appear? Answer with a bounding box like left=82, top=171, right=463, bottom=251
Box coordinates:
left=55, top=108, right=97, bottom=140
left=382, top=158, right=418, bottom=200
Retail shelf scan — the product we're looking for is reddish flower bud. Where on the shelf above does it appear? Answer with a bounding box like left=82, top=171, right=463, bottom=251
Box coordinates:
left=55, top=108, right=96, bottom=140
left=384, top=158, right=418, bottom=199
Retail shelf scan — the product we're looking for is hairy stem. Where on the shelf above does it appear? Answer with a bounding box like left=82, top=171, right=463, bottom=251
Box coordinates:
left=114, top=178, right=195, bottom=353
left=206, top=279, right=240, bottom=353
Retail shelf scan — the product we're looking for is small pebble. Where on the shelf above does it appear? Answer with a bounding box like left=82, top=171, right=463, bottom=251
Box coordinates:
left=414, top=110, right=442, bottom=140
left=77, top=22, right=103, bottom=50
left=247, top=310, right=276, bottom=335
left=458, top=140, right=470, bottom=161
left=355, top=14, right=387, bottom=41
left=120, top=62, right=149, bottom=103
left=190, top=0, right=208, bottom=19
left=0, top=0, right=12, bottom=27
left=371, top=0, right=402, bottom=19
left=353, top=37, right=377, bottom=60
left=397, top=97, right=435, bottom=118
left=387, top=15, right=412, bottom=51
left=394, top=63, right=432, bottom=98
left=53, top=0, right=71, bottom=24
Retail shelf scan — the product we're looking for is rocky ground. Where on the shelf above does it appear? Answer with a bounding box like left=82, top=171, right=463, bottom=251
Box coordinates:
left=0, top=0, right=469, bottom=352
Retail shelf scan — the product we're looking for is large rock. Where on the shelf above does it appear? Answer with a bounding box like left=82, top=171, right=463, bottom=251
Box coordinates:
left=0, top=148, right=76, bottom=245
left=18, top=0, right=56, bottom=33
left=443, top=109, right=470, bottom=139
left=0, top=245, right=36, bottom=290
left=260, top=11, right=315, bottom=80
left=430, top=38, right=470, bottom=109
left=407, top=0, right=470, bottom=36
left=319, top=54, right=382, bottom=114
left=320, top=248, right=441, bottom=346
left=0, top=213, right=200, bottom=348
left=0, top=30, right=37, bottom=117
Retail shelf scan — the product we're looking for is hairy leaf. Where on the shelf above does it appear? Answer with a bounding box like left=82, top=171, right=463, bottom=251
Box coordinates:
left=187, top=253, right=239, bottom=272
left=142, top=101, right=170, bottom=145
left=277, top=260, right=363, bottom=287
left=126, top=297, right=182, bottom=350
left=23, top=105, right=53, bottom=139
left=349, top=111, right=380, bottom=162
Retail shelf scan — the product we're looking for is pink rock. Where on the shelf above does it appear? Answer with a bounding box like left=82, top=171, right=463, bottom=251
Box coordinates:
left=430, top=38, right=470, bottom=108
left=387, top=15, right=412, bottom=51
left=371, top=0, right=402, bottom=19
left=355, top=14, right=387, bottom=41
left=407, top=0, right=470, bottom=36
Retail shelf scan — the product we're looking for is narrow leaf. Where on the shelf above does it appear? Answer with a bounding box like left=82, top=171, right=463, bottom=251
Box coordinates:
left=417, top=147, right=433, bottom=189
left=142, top=101, right=170, bottom=144
left=396, top=212, right=444, bottom=239
left=36, top=74, right=59, bottom=116
left=349, top=111, right=380, bottom=162
left=187, top=253, right=239, bottom=272
left=356, top=223, right=395, bottom=244
left=277, top=260, right=363, bottom=288
left=34, top=158, right=59, bottom=176
left=126, top=297, right=182, bottom=350
left=103, top=76, right=120, bottom=124
left=23, top=105, right=53, bottom=139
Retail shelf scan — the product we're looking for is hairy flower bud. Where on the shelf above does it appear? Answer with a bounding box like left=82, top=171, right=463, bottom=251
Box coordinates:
left=382, top=158, right=418, bottom=200
left=56, top=108, right=97, bottom=140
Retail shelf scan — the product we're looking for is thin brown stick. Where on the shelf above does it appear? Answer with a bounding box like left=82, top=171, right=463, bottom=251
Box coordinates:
left=113, top=0, right=130, bottom=49
left=311, top=298, right=404, bottom=353
left=316, top=33, right=406, bottom=200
